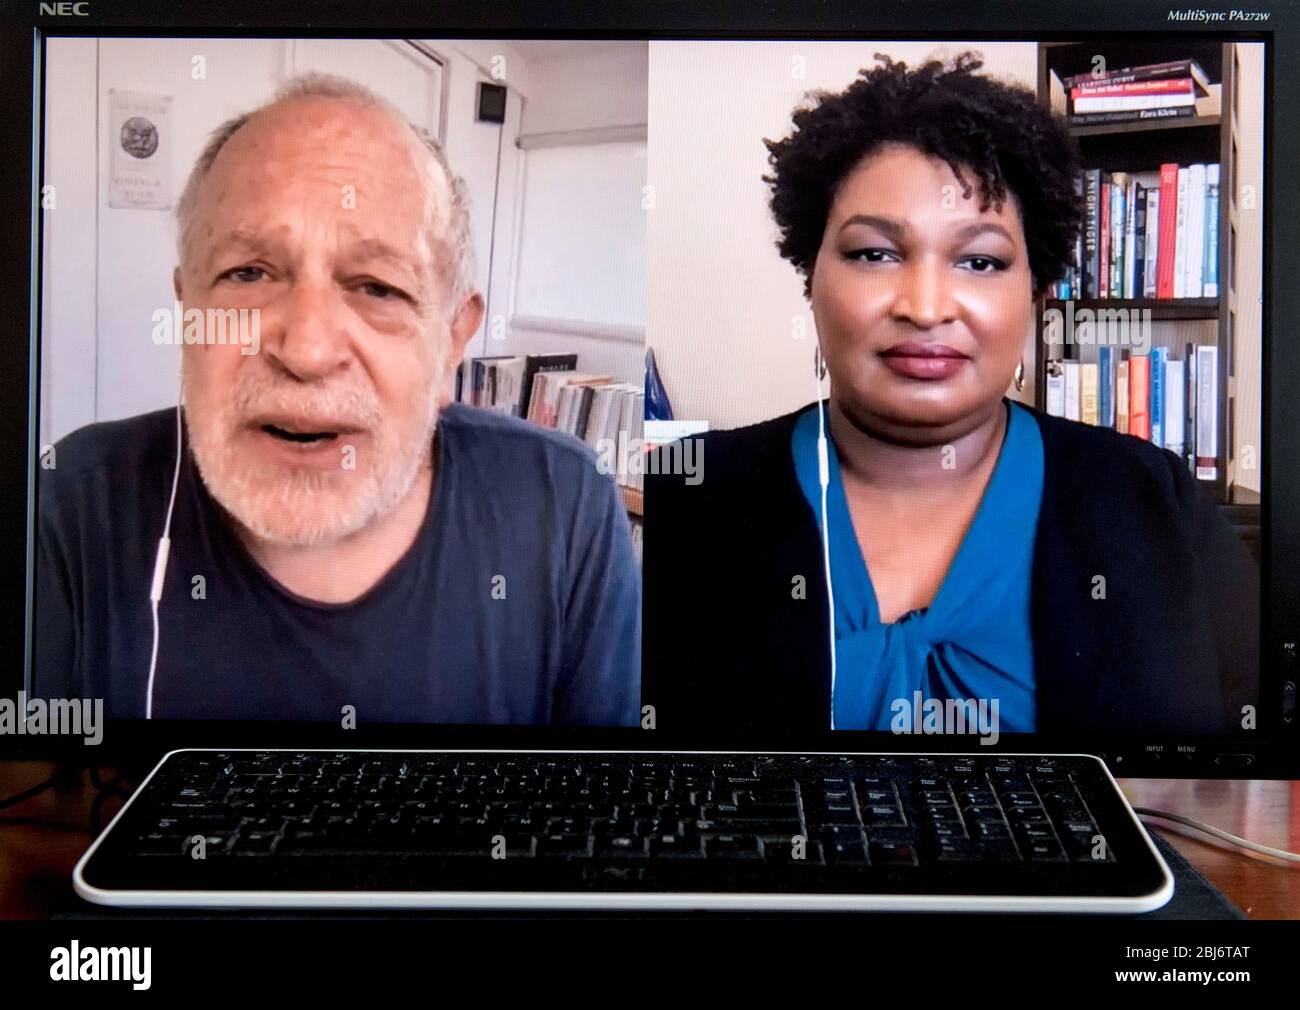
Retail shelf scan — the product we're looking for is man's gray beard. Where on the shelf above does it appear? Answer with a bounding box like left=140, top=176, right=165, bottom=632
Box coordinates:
left=182, top=370, right=440, bottom=548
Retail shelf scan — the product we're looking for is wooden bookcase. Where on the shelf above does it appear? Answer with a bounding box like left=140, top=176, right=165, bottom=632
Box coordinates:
left=1034, top=40, right=1255, bottom=522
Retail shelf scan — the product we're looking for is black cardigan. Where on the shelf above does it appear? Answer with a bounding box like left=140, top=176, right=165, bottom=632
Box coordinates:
left=643, top=401, right=1258, bottom=738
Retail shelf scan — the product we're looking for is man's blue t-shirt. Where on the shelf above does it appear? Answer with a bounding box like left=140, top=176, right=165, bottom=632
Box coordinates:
left=35, top=403, right=641, bottom=725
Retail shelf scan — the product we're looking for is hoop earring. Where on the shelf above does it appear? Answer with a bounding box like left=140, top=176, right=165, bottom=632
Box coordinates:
left=1014, top=359, right=1026, bottom=392
left=814, top=345, right=828, bottom=382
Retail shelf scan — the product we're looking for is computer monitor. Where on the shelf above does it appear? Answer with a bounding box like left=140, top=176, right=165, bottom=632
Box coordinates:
left=0, top=1, right=1295, bottom=780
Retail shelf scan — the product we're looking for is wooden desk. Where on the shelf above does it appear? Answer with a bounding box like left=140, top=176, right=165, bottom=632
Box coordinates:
left=2, top=761, right=1296, bottom=918
left=1119, top=777, right=1300, bottom=919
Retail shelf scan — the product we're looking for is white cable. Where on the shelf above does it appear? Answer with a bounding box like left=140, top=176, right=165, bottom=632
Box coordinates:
left=814, top=346, right=837, bottom=731
left=1135, top=807, right=1300, bottom=865
left=145, top=398, right=183, bottom=720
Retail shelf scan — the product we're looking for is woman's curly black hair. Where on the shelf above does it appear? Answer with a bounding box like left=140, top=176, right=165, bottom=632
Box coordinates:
left=764, top=52, right=1084, bottom=299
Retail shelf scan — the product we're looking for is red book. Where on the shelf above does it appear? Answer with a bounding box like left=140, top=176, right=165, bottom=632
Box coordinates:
left=1155, top=163, right=1179, bottom=298
left=1071, top=78, right=1193, bottom=99
left=1098, top=179, right=1110, bottom=299
left=1128, top=354, right=1151, bottom=439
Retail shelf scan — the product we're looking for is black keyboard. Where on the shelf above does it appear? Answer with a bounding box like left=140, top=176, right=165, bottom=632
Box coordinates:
left=118, top=751, right=1112, bottom=864
left=78, top=750, right=1169, bottom=907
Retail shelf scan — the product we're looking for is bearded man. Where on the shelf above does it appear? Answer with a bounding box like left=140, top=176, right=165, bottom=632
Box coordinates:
left=35, top=75, right=640, bottom=725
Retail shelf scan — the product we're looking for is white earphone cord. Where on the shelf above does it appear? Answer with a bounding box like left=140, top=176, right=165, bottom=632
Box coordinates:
left=145, top=398, right=183, bottom=720
left=814, top=346, right=836, bottom=731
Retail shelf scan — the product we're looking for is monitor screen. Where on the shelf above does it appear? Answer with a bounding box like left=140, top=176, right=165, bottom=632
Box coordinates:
left=31, top=37, right=647, bottom=728
left=16, top=25, right=1278, bottom=770
left=639, top=38, right=1266, bottom=757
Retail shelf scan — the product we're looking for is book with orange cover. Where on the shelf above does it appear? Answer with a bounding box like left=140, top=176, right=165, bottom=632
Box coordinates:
left=1155, top=163, right=1180, bottom=298
left=1128, top=353, right=1151, bottom=439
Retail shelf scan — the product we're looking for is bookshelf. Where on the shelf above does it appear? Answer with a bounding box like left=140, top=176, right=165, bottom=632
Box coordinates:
left=454, top=355, right=646, bottom=527
left=1034, top=41, right=1253, bottom=511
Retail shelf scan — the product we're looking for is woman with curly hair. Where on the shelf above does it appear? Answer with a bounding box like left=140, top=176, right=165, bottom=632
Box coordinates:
left=643, top=52, right=1256, bottom=738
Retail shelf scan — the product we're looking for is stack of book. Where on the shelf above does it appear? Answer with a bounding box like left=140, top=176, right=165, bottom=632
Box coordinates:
left=1063, top=58, right=1211, bottom=128
left=455, top=352, right=578, bottom=419
left=1052, top=162, right=1220, bottom=301
left=1045, top=344, right=1219, bottom=481
left=455, top=352, right=646, bottom=502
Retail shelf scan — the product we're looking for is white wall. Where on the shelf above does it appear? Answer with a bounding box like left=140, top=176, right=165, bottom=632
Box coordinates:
left=522, top=44, right=649, bottom=135
left=40, top=37, right=98, bottom=451
left=474, top=43, right=648, bottom=385
left=645, top=41, right=1040, bottom=428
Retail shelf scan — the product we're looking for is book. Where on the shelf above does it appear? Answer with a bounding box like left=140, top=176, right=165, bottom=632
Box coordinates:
left=573, top=383, right=599, bottom=439
left=1099, top=177, right=1111, bottom=298
left=1071, top=78, right=1198, bottom=100
left=584, top=385, right=618, bottom=449
left=1072, top=90, right=1197, bottom=114
left=1129, top=354, right=1151, bottom=440
left=1155, top=163, right=1179, bottom=298
left=1067, top=107, right=1196, bottom=127
left=1125, top=180, right=1139, bottom=298
left=1045, top=363, right=1065, bottom=417
left=1063, top=361, right=1081, bottom=421
left=1143, top=188, right=1160, bottom=297
left=555, top=384, right=577, bottom=432
left=1110, top=174, right=1127, bottom=297
left=1083, top=169, right=1101, bottom=298
left=518, top=352, right=578, bottom=419
left=1116, top=359, right=1130, bottom=434
left=1185, top=343, right=1198, bottom=474
left=617, top=389, right=641, bottom=490
left=493, top=357, right=528, bottom=416
left=469, top=355, right=516, bottom=407
left=1195, top=346, right=1219, bottom=480
left=630, top=391, right=646, bottom=491
left=1132, top=184, right=1147, bottom=299
left=1172, top=167, right=1190, bottom=298
left=1062, top=59, right=1211, bottom=95
left=1185, top=163, right=1207, bottom=298
left=1081, top=362, right=1099, bottom=425
left=1150, top=346, right=1169, bottom=446
left=1203, top=164, right=1220, bottom=297
left=529, top=370, right=586, bottom=426
left=1165, top=358, right=1186, bottom=458
left=548, top=374, right=608, bottom=428
left=1098, top=347, right=1115, bottom=427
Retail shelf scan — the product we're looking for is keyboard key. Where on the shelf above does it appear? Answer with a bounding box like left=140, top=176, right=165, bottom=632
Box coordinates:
left=868, top=842, right=918, bottom=866
left=596, top=836, right=649, bottom=859
left=650, top=834, right=706, bottom=859
left=538, top=834, right=593, bottom=858
left=825, top=837, right=869, bottom=865
left=230, top=831, right=281, bottom=855
left=763, top=838, right=824, bottom=866
left=133, top=832, right=191, bottom=855
left=706, top=835, right=763, bottom=860
left=1026, top=841, right=1068, bottom=862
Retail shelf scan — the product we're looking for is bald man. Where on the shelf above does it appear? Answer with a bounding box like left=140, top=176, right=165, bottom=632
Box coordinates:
left=35, top=75, right=641, bottom=726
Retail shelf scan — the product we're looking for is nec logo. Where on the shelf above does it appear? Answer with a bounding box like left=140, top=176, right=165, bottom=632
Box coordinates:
left=39, top=2, right=90, bottom=14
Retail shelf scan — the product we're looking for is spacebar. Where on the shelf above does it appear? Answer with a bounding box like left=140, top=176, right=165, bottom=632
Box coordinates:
left=280, top=833, right=495, bottom=856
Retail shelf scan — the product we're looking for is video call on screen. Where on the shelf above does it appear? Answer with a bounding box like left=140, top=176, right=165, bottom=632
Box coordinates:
left=30, top=37, right=1264, bottom=739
